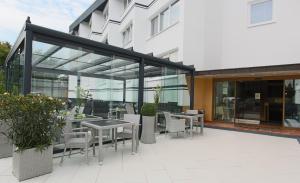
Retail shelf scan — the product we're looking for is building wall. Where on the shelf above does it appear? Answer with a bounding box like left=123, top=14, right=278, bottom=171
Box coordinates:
left=194, top=77, right=213, bottom=121
left=201, top=0, right=300, bottom=71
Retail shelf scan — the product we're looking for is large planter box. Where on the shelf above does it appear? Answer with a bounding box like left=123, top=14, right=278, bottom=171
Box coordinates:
left=0, top=143, right=13, bottom=158
left=13, top=145, right=53, bottom=181
left=141, top=116, right=156, bottom=144
left=0, top=123, right=12, bottom=158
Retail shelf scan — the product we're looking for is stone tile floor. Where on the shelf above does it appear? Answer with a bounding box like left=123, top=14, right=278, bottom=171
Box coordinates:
left=1, top=128, right=300, bottom=183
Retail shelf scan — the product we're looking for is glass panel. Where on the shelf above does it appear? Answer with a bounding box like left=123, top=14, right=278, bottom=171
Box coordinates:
left=160, top=8, right=170, bottom=31
left=236, top=81, right=261, bottom=122
left=151, top=16, right=159, bottom=36
left=7, top=50, right=24, bottom=95
left=214, top=81, right=235, bottom=122
left=284, top=79, right=300, bottom=128
left=170, top=1, right=180, bottom=24
left=143, top=63, right=190, bottom=133
left=251, top=0, right=273, bottom=24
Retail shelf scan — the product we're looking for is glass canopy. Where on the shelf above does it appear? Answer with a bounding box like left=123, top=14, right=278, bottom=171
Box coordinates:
left=5, top=21, right=195, bottom=117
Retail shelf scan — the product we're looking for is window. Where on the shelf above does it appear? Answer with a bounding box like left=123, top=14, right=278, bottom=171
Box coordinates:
left=160, top=8, right=170, bottom=31
left=124, top=0, right=132, bottom=9
left=123, top=24, right=133, bottom=46
left=151, top=16, right=159, bottom=36
left=250, top=0, right=273, bottom=25
left=170, top=1, right=180, bottom=24
left=150, top=1, right=180, bottom=36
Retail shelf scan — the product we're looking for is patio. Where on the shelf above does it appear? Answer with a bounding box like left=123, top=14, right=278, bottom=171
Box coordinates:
left=1, top=128, right=300, bottom=183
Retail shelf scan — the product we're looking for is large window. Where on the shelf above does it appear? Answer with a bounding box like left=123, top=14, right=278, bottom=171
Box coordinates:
left=151, top=16, right=159, bottom=36
left=249, top=0, right=273, bottom=25
left=150, top=0, right=180, bottom=36
left=122, top=24, right=133, bottom=46
left=284, top=80, right=300, bottom=128
left=214, top=81, right=235, bottom=122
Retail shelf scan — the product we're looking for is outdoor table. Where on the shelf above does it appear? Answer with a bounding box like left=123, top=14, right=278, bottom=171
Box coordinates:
left=171, top=113, right=204, bottom=137
left=81, top=119, right=136, bottom=165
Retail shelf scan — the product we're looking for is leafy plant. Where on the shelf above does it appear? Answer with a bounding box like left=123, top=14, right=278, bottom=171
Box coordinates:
left=75, top=86, right=92, bottom=114
left=0, top=93, right=65, bottom=152
left=153, top=85, right=162, bottom=106
left=141, top=103, right=156, bottom=117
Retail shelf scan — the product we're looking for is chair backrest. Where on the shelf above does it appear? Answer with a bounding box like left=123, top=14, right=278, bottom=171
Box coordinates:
left=123, top=114, right=140, bottom=125
left=125, top=103, right=135, bottom=114
left=163, top=112, right=172, bottom=130
left=186, top=110, right=198, bottom=114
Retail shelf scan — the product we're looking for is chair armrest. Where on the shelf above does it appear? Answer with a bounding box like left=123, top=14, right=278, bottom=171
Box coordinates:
left=72, top=127, right=89, bottom=132
left=63, top=132, right=89, bottom=136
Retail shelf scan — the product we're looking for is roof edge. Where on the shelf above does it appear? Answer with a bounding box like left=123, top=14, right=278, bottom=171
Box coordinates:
left=69, top=0, right=107, bottom=32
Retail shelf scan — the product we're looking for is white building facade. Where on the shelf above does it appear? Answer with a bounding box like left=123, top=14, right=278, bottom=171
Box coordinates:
left=70, top=0, right=300, bottom=129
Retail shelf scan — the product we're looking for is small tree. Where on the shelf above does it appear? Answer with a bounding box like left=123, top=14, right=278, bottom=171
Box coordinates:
left=153, top=85, right=162, bottom=106
left=0, top=41, right=11, bottom=93
left=0, top=93, right=65, bottom=152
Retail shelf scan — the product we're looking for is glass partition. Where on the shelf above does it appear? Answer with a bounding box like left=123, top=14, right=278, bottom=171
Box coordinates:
left=214, top=81, right=235, bottom=122
left=143, top=63, right=191, bottom=132
left=284, top=79, right=300, bottom=128
left=7, top=48, right=25, bottom=95
left=31, top=38, right=139, bottom=119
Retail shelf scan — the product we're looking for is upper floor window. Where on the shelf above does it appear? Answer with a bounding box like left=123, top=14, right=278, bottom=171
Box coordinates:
left=124, top=0, right=132, bottom=9
left=123, top=24, right=133, bottom=46
left=249, top=0, right=273, bottom=25
left=151, top=0, right=180, bottom=36
left=151, top=16, right=159, bottom=36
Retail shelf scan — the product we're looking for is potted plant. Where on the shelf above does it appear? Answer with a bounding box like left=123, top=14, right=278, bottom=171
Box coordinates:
left=140, top=103, right=157, bottom=144
left=74, top=87, right=92, bottom=119
left=0, top=93, right=65, bottom=181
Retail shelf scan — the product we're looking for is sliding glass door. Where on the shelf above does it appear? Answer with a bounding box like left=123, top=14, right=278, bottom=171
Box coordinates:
left=214, top=81, right=235, bottom=122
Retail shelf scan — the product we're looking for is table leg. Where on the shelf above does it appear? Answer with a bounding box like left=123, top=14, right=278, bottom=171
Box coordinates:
left=201, top=116, right=204, bottom=134
left=98, top=129, right=103, bottom=165
left=190, top=117, right=193, bottom=137
left=131, top=125, right=135, bottom=154
left=114, top=128, right=117, bottom=152
left=135, top=126, right=139, bottom=153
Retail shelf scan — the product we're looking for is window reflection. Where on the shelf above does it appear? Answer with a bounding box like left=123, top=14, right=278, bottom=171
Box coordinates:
left=284, top=79, right=300, bottom=128
left=214, top=81, right=235, bottom=122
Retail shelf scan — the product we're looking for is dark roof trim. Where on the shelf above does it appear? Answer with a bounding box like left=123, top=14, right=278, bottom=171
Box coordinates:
left=196, top=64, right=300, bottom=76
left=25, top=23, right=194, bottom=71
left=5, top=24, right=26, bottom=66
left=69, top=0, right=107, bottom=32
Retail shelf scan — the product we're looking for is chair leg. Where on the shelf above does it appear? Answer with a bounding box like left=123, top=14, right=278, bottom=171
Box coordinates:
left=123, top=128, right=125, bottom=145
left=85, top=145, right=89, bottom=164
left=60, top=146, right=67, bottom=165
left=69, top=148, right=72, bottom=158
left=93, top=143, right=96, bottom=157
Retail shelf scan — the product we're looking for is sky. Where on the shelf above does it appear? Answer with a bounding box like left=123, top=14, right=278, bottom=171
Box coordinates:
left=0, top=0, right=95, bottom=44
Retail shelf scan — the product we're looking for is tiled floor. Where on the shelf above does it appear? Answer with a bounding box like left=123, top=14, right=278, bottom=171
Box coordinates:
left=1, top=128, right=300, bottom=183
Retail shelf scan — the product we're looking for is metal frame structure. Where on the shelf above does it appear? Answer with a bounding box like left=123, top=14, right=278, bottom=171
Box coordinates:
left=5, top=19, right=195, bottom=113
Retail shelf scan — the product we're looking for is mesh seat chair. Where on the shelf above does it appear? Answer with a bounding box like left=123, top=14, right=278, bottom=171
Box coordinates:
left=163, top=112, right=186, bottom=137
left=117, top=114, right=140, bottom=150
left=60, top=120, right=96, bottom=164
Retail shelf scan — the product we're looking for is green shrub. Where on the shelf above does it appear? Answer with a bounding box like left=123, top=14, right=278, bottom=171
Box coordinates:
left=0, top=93, right=65, bottom=152
left=141, top=103, right=156, bottom=117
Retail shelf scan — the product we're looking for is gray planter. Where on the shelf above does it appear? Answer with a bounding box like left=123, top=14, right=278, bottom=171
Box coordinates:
left=13, top=145, right=53, bottom=181
left=0, top=123, right=12, bottom=158
left=141, top=116, right=156, bottom=144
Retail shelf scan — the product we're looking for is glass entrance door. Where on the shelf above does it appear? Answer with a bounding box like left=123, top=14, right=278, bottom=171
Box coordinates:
left=236, top=81, right=261, bottom=124
left=235, top=80, right=283, bottom=125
